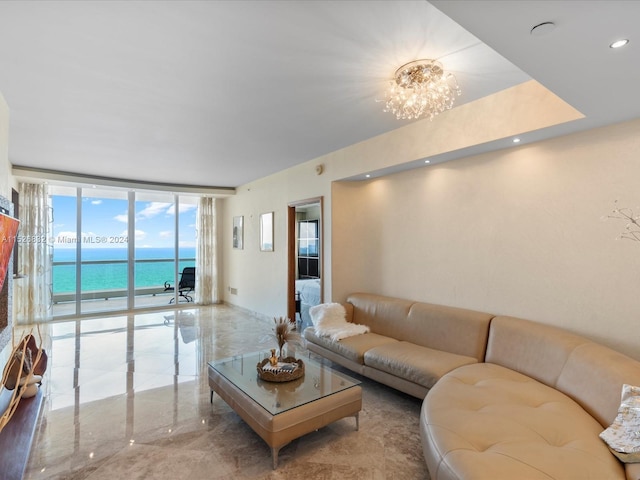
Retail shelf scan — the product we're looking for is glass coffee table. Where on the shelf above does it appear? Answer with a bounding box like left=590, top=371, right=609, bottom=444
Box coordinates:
left=208, top=351, right=362, bottom=469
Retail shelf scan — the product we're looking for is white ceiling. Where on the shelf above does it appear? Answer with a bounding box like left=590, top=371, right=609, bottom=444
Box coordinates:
left=0, top=1, right=638, bottom=189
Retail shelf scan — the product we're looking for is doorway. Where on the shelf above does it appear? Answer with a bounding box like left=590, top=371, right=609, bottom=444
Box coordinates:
left=287, top=197, right=323, bottom=330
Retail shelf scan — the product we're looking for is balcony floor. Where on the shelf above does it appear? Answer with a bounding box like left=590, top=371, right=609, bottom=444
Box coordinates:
left=53, top=292, right=191, bottom=317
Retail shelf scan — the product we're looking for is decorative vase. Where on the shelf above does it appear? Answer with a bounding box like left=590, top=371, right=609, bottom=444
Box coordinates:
left=269, top=349, right=278, bottom=366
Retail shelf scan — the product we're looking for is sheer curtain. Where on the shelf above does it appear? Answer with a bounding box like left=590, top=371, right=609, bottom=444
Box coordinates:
left=195, top=196, right=218, bottom=305
left=15, top=183, right=53, bottom=324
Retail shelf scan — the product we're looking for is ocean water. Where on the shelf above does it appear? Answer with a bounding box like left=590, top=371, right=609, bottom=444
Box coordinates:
left=53, top=247, right=196, bottom=294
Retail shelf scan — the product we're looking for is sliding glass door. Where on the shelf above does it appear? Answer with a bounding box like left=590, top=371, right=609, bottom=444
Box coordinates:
left=50, top=186, right=198, bottom=317
left=177, top=195, right=198, bottom=278
left=81, top=188, right=129, bottom=314
left=133, top=193, right=177, bottom=309
left=51, top=187, right=78, bottom=317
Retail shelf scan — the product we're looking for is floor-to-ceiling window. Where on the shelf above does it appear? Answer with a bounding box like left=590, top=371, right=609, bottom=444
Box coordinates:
left=51, top=187, right=78, bottom=314
left=50, top=186, right=198, bottom=317
left=81, top=188, right=130, bottom=314
left=132, top=193, right=196, bottom=309
left=177, top=194, right=198, bottom=274
left=133, top=192, right=176, bottom=310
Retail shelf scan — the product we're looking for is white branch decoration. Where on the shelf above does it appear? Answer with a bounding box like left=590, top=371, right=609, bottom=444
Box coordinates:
left=607, top=200, right=640, bottom=242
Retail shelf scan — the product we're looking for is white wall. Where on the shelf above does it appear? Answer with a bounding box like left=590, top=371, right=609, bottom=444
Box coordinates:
left=221, top=164, right=332, bottom=319
left=333, top=118, right=640, bottom=360
left=0, top=92, right=10, bottom=196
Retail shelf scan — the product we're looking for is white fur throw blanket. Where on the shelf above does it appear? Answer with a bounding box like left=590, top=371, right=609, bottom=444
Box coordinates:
left=309, top=303, right=369, bottom=341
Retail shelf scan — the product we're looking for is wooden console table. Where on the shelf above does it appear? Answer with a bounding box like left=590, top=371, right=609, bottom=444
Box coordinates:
left=0, top=388, right=44, bottom=480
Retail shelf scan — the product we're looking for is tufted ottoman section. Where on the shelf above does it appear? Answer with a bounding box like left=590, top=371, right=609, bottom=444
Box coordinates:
left=420, top=363, right=625, bottom=480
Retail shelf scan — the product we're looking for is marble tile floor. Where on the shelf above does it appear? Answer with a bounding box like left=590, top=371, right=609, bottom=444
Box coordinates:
left=21, top=304, right=428, bottom=479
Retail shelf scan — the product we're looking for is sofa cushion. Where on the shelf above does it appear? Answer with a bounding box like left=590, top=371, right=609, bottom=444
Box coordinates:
left=303, top=327, right=397, bottom=364
left=346, top=293, right=493, bottom=359
left=364, top=341, right=477, bottom=389
left=485, top=315, right=589, bottom=387
left=557, top=342, right=640, bottom=428
left=421, top=362, right=625, bottom=480
left=626, top=462, right=640, bottom=480
left=406, top=303, right=493, bottom=360
left=346, top=293, right=413, bottom=338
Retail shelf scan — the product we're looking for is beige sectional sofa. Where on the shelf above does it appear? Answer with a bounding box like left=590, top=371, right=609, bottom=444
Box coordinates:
left=303, top=292, right=640, bottom=480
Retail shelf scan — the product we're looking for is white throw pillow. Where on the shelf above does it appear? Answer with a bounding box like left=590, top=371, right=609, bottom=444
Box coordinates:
left=600, top=384, right=640, bottom=463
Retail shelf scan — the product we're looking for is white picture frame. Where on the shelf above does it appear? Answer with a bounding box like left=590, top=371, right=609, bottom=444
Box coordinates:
left=233, top=215, right=244, bottom=249
left=260, top=212, right=273, bottom=252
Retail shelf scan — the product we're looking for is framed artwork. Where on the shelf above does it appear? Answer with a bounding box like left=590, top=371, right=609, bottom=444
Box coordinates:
left=260, top=212, right=273, bottom=252
left=0, top=212, right=19, bottom=292
left=232, top=215, right=244, bottom=249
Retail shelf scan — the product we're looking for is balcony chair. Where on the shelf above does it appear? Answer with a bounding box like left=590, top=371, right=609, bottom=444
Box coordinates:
left=164, top=267, right=195, bottom=303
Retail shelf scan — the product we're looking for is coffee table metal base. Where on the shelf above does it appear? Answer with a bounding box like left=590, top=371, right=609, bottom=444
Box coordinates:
left=208, top=364, right=362, bottom=469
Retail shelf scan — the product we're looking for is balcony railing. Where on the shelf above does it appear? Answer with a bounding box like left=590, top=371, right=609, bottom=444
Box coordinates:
left=52, top=257, right=195, bottom=304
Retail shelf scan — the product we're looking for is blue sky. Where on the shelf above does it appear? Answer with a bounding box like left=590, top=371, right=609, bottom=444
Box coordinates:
left=51, top=195, right=198, bottom=249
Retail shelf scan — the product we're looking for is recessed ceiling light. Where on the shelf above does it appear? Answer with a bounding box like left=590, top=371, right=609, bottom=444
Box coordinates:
left=424, top=160, right=431, bottom=164
left=513, top=138, right=521, bottom=143
left=365, top=174, right=371, bottom=178
left=610, top=39, right=629, bottom=49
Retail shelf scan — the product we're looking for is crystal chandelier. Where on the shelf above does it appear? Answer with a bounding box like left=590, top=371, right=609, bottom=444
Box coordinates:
left=383, top=59, right=461, bottom=120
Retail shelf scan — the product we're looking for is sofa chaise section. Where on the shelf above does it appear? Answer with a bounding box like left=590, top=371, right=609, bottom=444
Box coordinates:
left=420, top=315, right=640, bottom=480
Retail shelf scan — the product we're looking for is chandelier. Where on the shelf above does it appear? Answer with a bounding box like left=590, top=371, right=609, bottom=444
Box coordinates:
left=383, top=59, right=461, bottom=121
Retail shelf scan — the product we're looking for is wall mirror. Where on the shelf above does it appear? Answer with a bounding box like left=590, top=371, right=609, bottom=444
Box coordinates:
left=233, top=215, right=244, bottom=249
left=260, top=212, right=274, bottom=252
left=287, top=197, right=323, bottom=331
